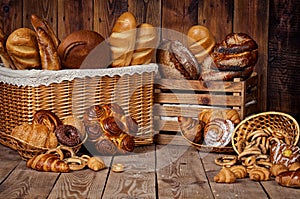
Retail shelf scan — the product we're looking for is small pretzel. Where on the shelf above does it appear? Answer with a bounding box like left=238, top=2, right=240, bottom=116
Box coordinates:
left=46, top=147, right=64, bottom=160
left=58, top=145, right=75, bottom=158
left=81, top=155, right=91, bottom=163
left=65, top=156, right=87, bottom=171
left=214, top=155, right=237, bottom=167
left=256, top=160, right=273, bottom=168
left=242, top=156, right=256, bottom=167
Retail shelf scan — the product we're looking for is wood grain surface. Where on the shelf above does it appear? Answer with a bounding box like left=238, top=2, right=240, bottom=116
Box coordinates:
left=0, top=0, right=299, bottom=121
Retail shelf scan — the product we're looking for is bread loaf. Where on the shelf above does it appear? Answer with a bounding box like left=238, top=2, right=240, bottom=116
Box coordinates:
left=130, top=23, right=158, bottom=65
left=11, top=123, right=58, bottom=148
left=109, top=12, right=137, bottom=67
left=157, top=39, right=200, bottom=79
left=31, top=14, right=60, bottom=48
left=187, top=25, right=216, bottom=64
left=57, top=30, right=105, bottom=69
left=35, top=27, right=61, bottom=70
left=6, top=28, right=41, bottom=70
left=0, top=29, right=16, bottom=69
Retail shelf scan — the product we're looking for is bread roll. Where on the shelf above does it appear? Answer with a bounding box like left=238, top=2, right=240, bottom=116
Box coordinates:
left=57, top=30, right=105, bottom=69
left=6, top=28, right=41, bottom=70
left=187, top=25, right=216, bottom=64
left=210, top=33, right=258, bottom=71
left=130, top=23, right=158, bottom=65
left=109, top=12, right=137, bottom=67
left=157, top=39, right=200, bottom=80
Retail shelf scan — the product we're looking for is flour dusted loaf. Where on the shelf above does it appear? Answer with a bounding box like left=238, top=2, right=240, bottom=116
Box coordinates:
left=6, top=28, right=41, bottom=70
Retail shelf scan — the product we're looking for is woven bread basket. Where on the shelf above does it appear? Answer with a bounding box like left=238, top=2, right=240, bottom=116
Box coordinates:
left=0, top=64, right=157, bottom=159
left=231, top=111, right=300, bottom=154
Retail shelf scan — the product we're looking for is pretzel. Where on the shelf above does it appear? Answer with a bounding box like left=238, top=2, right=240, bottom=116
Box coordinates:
left=46, top=147, right=64, bottom=160
left=65, top=156, right=87, bottom=171
left=242, top=155, right=256, bottom=167
left=214, top=155, right=238, bottom=167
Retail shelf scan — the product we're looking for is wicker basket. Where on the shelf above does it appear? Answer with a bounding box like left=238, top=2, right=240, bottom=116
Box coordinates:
left=231, top=111, right=300, bottom=154
left=0, top=64, right=157, bottom=159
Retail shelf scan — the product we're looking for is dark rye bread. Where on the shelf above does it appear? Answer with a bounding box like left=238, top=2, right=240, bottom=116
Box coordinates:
left=157, top=39, right=200, bottom=80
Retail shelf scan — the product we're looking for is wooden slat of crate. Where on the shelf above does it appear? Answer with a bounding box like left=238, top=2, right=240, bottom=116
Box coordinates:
left=154, top=73, right=259, bottom=144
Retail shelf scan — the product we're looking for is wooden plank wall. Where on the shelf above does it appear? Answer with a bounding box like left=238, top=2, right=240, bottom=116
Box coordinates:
left=0, top=0, right=299, bottom=122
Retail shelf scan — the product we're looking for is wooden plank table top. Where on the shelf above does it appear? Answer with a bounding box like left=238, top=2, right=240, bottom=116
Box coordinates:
left=0, top=138, right=299, bottom=199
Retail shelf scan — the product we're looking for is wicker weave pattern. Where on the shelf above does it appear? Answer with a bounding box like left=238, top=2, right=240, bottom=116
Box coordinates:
left=0, top=70, right=155, bottom=158
left=232, top=111, right=300, bottom=154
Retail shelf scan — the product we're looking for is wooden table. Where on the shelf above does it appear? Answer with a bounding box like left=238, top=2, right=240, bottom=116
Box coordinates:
left=0, top=136, right=299, bottom=199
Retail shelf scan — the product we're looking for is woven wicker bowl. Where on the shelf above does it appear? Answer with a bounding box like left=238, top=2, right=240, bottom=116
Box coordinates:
left=232, top=111, right=300, bottom=154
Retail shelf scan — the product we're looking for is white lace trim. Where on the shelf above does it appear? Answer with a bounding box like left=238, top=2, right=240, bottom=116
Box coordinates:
left=0, top=63, right=158, bottom=87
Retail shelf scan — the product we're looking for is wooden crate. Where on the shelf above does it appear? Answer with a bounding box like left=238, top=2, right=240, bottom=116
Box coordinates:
left=153, top=72, right=259, bottom=145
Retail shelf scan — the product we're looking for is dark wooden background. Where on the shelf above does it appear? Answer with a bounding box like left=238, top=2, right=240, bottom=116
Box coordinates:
left=0, top=0, right=299, bottom=122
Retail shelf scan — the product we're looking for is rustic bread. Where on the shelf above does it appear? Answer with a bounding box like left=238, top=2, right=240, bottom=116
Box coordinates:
left=130, top=23, right=158, bottom=65
left=6, top=28, right=41, bottom=70
left=157, top=39, right=200, bottom=80
left=0, top=29, right=16, bottom=69
left=187, top=25, right=216, bottom=64
left=57, top=30, right=105, bottom=69
left=109, top=11, right=137, bottom=67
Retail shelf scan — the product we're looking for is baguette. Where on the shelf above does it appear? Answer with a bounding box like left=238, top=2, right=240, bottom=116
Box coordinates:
left=31, top=14, right=60, bottom=48
left=109, top=12, right=137, bottom=67
left=130, top=23, right=158, bottom=65
left=36, top=27, right=61, bottom=70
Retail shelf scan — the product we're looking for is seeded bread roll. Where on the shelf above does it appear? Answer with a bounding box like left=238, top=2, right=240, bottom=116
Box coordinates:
left=130, top=23, right=158, bottom=65
left=109, top=12, right=137, bottom=67
left=187, top=25, right=216, bottom=64
left=6, top=28, right=41, bottom=70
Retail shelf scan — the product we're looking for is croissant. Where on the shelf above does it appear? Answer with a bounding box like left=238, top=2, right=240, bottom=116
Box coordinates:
left=249, top=166, right=270, bottom=181
left=214, top=167, right=236, bottom=183
left=32, top=110, right=62, bottom=133
left=178, top=116, right=205, bottom=143
left=270, top=164, right=289, bottom=177
left=27, top=153, right=70, bottom=172
left=87, top=156, right=106, bottom=171
left=229, top=165, right=247, bottom=179
left=203, top=118, right=234, bottom=147
left=275, top=168, right=300, bottom=188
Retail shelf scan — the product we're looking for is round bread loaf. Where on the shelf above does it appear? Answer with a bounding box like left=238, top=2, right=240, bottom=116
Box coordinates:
left=157, top=39, right=200, bottom=80
left=57, top=30, right=106, bottom=69
left=211, top=33, right=258, bottom=71
left=187, top=25, right=216, bottom=64
left=6, top=28, right=41, bottom=70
